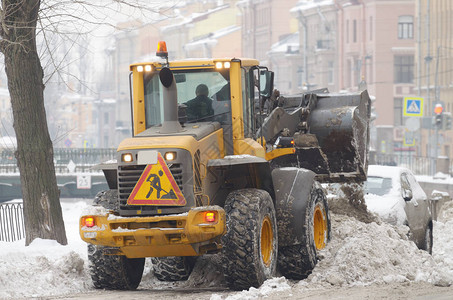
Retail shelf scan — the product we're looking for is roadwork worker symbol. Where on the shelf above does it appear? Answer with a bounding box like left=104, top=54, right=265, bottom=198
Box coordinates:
left=146, top=170, right=163, bottom=198
left=127, top=153, right=186, bottom=206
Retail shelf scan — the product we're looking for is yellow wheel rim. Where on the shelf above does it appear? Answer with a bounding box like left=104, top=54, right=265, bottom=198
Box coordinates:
left=261, top=216, right=273, bottom=266
left=313, top=205, right=327, bottom=250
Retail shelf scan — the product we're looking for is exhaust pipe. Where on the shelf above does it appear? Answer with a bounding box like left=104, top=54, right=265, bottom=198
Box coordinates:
left=159, top=67, right=183, bottom=134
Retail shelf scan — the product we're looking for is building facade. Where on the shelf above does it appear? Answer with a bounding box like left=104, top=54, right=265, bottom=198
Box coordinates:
left=238, top=0, right=298, bottom=65
left=417, top=0, right=453, bottom=158
left=291, top=0, right=338, bottom=92
left=335, top=0, right=416, bottom=155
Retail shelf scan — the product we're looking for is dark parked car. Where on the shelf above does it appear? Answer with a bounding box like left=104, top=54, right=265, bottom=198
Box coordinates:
left=364, top=165, right=433, bottom=253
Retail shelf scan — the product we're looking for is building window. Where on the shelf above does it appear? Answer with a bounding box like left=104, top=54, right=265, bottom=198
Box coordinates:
left=297, top=66, right=303, bottom=89
left=328, top=61, right=334, bottom=84
left=354, top=58, right=361, bottom=86
left=394, top=98, right=403, bottom=126
left=394, top=55, right=414, bottom=83
left=398, top=16, right=413, bottom=39
left=370, top=16, right=373, bottom=41
left=444, top=145, right=450, bottom=157
left=353, top=20, right=357, bottom=43
left=366, top=57, right=373, bottom=84
left=346, top=59, right=352, bottom=87
left=317, top=39, right=331, bottom=49
left=346, top=20, right=349, bottom=43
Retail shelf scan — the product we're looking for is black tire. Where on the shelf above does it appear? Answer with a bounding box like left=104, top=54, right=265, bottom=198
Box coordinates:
left=93, top=190, right=119, bottom=212
left=278, top=182, right=331, bottom=280
left=88, top=244, right=145, bottom=290
left=151, top=256, right=196, bottom=281
left=422, top=223, right=433, bottom=254
left=222, top=188, right=278, bottom=290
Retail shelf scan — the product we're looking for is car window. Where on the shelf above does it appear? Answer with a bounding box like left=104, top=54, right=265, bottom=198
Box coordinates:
left=364, top=176, right=393, bottom=196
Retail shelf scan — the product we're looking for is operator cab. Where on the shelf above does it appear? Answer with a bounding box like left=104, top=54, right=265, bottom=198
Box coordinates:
left=130, top=41, right=275, bottom=155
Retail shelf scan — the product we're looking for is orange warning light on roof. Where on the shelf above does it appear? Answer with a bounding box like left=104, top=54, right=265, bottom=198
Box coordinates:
left=156, top=41, right=168, bottom=58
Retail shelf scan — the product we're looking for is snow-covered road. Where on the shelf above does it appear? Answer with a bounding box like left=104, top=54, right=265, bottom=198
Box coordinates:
left=1, top=198, right=453, bottom=299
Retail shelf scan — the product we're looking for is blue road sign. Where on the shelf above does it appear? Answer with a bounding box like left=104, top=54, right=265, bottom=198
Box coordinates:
left=403, top=97, right=423, bottom=117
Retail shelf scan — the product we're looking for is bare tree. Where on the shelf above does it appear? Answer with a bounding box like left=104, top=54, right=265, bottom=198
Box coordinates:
left=0, top=0, right=168, bottom=245
left=0, top=0, right=67, bottom=245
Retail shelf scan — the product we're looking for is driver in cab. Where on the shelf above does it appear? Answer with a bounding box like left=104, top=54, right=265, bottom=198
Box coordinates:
left=185, top=84, right=214, bottom=122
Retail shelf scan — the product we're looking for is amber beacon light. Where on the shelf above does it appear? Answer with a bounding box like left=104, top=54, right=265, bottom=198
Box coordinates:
left=156, top=41, right=168, bottom=58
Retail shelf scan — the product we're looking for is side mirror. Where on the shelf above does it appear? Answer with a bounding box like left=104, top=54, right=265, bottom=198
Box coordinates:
left=402, top=189, right=413, bottom=201
left=259, top=70, right=274, bottom=98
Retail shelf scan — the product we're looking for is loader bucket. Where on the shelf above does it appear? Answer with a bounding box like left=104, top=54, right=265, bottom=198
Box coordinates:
left=307, top=90, right=371, bottom=182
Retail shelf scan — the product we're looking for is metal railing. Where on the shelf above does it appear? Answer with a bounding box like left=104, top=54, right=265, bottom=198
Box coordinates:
left=0, top=148, right=116, bottom=173
left=0, top=202, right=25, bottom=242
left=0, top=164, right=106, bottom=174
left=372, top=153, right=451, bottom=176
left=1, top=148, right=116, bottom=165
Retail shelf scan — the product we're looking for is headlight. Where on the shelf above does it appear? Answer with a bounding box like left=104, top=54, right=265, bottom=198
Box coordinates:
left=122, top=153, right=133, bottom=163
left=215, top=61, right=231, bottom=69
left=164, top=152, right=176, bottom=161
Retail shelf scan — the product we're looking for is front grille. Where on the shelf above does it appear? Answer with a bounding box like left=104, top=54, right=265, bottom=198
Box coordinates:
left=118, top=163, right=184, bottom=208
left=170, top=163, right=184, bottom=191
left=118, top=164, right=146, bottom=202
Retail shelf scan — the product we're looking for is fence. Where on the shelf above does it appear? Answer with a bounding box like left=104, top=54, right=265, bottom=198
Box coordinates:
left=372, top=153, right=451, bottom=176
left=0, top=148, right=116, bottom=165
left=0, top=202, right=25, bottom=242
left=0, top=148, right=116, bottom=173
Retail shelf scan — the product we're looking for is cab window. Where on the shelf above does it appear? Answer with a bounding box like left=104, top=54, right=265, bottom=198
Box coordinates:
left=143, top=68, right=230, bottom=127
left=241, top=68, right=257, bottom=138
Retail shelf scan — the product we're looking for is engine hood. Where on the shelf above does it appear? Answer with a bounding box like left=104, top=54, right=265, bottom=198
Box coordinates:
left=365, top=193, right=407, bottom=226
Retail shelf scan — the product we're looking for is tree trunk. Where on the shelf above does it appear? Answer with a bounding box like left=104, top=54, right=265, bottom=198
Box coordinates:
left=1, top=0, right=67, bottom=245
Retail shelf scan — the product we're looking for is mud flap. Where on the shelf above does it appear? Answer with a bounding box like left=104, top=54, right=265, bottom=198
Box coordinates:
left=272, top=167, right=316, bottom=247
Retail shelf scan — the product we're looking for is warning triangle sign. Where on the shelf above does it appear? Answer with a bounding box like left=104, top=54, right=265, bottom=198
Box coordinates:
left=127, top=153, right=186, bottom=206
left=407, top=100, right=420, bottom=113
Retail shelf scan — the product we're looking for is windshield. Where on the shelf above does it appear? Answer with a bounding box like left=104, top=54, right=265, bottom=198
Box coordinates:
left=143, top=68, right=231, bottom=127
left=364, top=176, right=393, bottom=196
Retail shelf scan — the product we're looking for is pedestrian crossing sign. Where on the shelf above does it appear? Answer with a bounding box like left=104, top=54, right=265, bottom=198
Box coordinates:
left=403, top=97, right=423, bottom=117
left=403, top=131, right=415, bottom=147
left=127, top=152, right=186, bottom=206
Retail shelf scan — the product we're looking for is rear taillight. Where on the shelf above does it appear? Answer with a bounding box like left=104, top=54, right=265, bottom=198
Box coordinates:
left=205, top=212, right=216, bottom=223
left=84, top=217, right=95, bottom=228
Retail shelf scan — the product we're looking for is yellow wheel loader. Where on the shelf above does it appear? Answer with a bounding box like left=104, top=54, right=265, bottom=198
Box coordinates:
left=80, top=41, right=371, bottom=290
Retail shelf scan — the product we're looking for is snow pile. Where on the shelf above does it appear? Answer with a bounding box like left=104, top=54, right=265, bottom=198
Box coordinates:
left=0, top=242, right=89, bottom=298
left=433, top=201, right=453, bottom=270
left=211, top=277, right=291, bottom=300
left=301, top=213, right=453, bottom=288
left=1, top=196, right=453, bottom=298
left=0, top=201, right=91, bottom=299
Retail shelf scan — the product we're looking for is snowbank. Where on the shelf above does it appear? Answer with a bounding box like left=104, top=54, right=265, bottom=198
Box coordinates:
left=0, top=201, right=91, bottom=299
left=302, top=214, right=453, bottom=288
left=2, top=198, right=453, bottom=299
